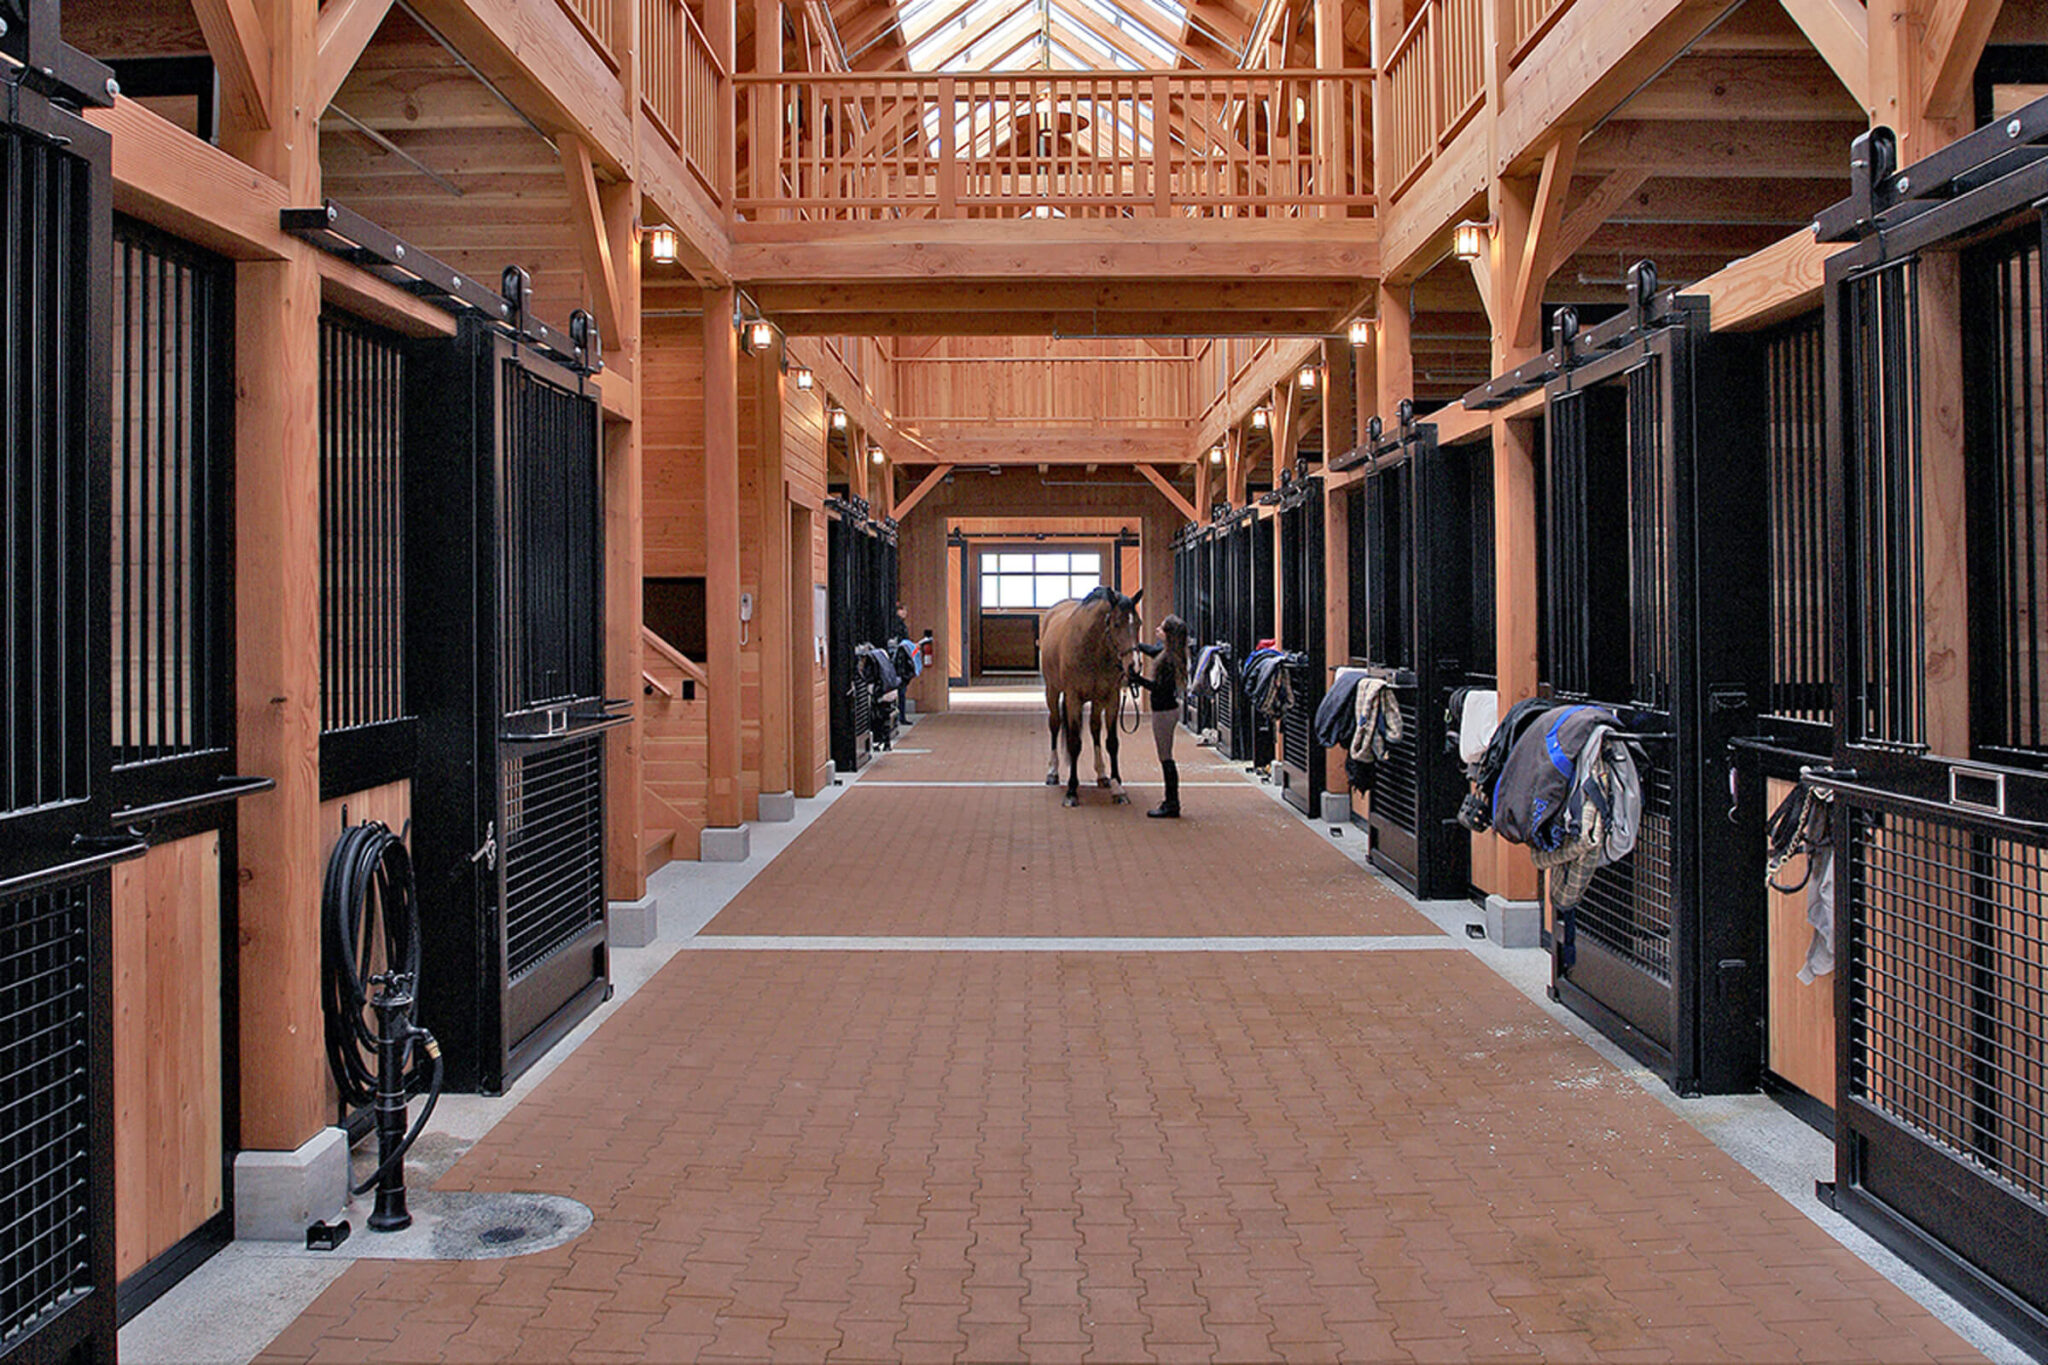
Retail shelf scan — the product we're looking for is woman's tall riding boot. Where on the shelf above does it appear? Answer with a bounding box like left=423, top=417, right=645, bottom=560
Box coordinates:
left=1148, top=761, right=1180, bottom=818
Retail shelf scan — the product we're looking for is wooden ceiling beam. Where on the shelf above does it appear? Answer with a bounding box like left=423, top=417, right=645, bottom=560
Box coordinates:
left=771, top=309, right=1353, bottom=335
left=907, top=3, right=1035, bottom=69
left=894, top=464, right=958, bottom=517
left=560, top=135, right=624, bottom=344
left=313, top=0, right=397, bottom=115
left=733, top=219, right=1378, bottom=280
left=1570, top=173, right=1845, bottom=225
left=906, top=430, right=1197, bottom=463
left=1614, top=54, right=1866, bottom=121
left=1552, top=166, right=1653, bottom=268
left=753, top=279, right=1369, bottom=313
left=1578, top=118, right=1863, bottom=177
left=1495, top=0, right=1732, bottom=174
left=1136, top=464, right=1200, bottom=520
left=1689, top=227, right=1844, bottom=331
left=1774, top=0, right=1870, bottom=109
left=192, top=0, right=274, bottom=130
left=1506, top=130, right=1579, bottom=355
left=1923, top=0, right=2004, bottom=120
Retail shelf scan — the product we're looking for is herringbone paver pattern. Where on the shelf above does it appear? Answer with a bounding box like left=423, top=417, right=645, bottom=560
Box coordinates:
left=259, top=951, right=1976, bottom=1363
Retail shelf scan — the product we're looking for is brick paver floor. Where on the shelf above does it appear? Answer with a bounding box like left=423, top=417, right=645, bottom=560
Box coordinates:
left=866, top=708, right=1240, bottom=787
left=255, top=702, right=1983, bottom=1364
left=702, top=785, right=1434, bottom=937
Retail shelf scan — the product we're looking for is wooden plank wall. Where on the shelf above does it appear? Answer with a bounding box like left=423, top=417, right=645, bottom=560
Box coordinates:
left=319, top=11, right=596, bottom=326
left=640, top=320, right=830, bottom=857
left=1765, top=775, right=1835, bottom=1107
left=113, top=832, right=224, bottom=1280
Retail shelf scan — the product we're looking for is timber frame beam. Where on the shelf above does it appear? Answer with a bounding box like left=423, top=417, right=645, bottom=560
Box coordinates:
left=312, top=0, right=396, bottom=114
left=193, top=0, right=274, bottom=132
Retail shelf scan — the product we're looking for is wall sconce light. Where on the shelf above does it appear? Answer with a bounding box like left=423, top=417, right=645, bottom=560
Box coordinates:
left=1251, top=405, right=1270, bottom=430
left=1453, top=218, right=1493, bottom=263
left=745, top=320, right=777, bottom=353
left=1347, top=317, right=1375, bottom=348
left=830, top=406, right=848, bottom=431
left=1209, top=443, right=1225, bottom=465
left=646, top=224, right=677, bottom=264
left=869, top=444, right=885, bottom=465
left=1297, top=365, right=1319, bottom=392
left=793, top=367, right=813, bottom=391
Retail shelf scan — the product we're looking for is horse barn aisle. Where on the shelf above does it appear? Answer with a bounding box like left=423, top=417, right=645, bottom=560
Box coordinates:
left=247, top=700, right=1995, bottom=1364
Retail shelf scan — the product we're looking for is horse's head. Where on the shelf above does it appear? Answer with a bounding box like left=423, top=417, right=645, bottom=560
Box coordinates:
left=1103, top=587, right=1143, bottom=660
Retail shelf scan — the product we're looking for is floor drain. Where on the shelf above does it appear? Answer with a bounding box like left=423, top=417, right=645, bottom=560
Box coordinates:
left=426, top=1194, right=592, bottom=1260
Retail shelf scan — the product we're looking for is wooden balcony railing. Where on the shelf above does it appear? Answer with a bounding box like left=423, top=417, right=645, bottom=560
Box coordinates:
left=558, top=0, right=626, bottom=69
left=1382, top=0, right=1485, bottom=199
left=642, top=0, right=727, bottom=203
left=896, top=355, right=1196, bottom=427
left=733, top=70, right=1374, bottom=222
left=1504, top=0, right=1575, bottom=67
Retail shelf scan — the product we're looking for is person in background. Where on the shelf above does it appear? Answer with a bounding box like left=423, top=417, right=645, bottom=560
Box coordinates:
left=1128, top=614, right=1191, bottom=819
left=893, top=603, right=917, bottom=722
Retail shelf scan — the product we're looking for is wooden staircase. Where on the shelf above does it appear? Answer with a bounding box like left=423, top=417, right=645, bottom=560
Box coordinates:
left=641, top=626, right=711, bottom=874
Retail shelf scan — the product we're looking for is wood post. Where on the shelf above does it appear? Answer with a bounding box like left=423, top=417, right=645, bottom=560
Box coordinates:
left=603, top=177, right=645, bottom=902
left=233, top=252, right=328, bottom=1152
left=223, top=0, right=329, bottom=1153
left=1376, top=282, right=1412, bottom=422
left=1322, top=339, right=1356, bottom=795
left=758, top=350, right=793, bottom=798
left=704, top=287, right=743, bottom=829
left=790, top=503, right=823, bottom=796
left=1917, top=254, right=1972, bottom=755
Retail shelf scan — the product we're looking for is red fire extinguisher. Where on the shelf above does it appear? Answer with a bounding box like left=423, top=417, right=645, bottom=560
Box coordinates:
left=920, top=633, right=934, bottom=666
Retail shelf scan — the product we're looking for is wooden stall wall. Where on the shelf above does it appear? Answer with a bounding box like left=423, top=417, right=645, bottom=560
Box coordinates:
left=785, top=374, right=830, bottom=799
left=1765, top=776, right=1835, bottom=1108
left=642, top=321, right=712, bottom=861
left=638, top=323, right=831, bottom=857
left=112, top=834, right=225, bottom=1283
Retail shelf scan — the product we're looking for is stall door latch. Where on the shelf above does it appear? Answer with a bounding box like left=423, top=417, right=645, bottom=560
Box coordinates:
left=470, top=820, right=498, bottom=872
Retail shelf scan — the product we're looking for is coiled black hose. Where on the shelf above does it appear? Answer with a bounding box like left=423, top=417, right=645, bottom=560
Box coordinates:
left=321, top=821, right=443, bottom=1196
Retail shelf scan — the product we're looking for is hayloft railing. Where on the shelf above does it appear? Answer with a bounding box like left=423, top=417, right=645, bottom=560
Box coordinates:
left=734, top=69, right=1374, bottom=222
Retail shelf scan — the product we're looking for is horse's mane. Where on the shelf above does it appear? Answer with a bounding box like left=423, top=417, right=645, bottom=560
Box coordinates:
left=1080, top=585, right=1119, bottom=607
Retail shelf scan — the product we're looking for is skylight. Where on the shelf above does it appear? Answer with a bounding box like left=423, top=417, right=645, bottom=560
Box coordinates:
left=901, top=0, right=1192, bottom=70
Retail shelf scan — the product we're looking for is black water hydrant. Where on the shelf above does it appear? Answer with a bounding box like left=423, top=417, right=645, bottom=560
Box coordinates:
left=367, top=973, right=422, bottom=1232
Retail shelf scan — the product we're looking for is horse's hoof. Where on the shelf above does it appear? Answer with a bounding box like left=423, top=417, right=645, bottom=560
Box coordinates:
left=1112, top=793, right=1130, bottom=805
left=1045, top=774, right=1061, bottom=786
left=1062, top=793, right=1080, bottom=808
left=1097, top=777, right=1112, bottom=789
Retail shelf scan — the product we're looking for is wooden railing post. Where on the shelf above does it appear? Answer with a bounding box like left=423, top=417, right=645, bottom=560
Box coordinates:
left=1153, top=73, right=1173, bottom=215
left=938, top=75, right=958, bottom=216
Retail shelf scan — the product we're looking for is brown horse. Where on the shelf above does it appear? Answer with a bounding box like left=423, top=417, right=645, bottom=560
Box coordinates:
left=1040, top=587, right=1143, bottom=807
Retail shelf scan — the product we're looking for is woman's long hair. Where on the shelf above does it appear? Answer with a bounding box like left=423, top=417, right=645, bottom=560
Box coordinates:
left=1160, top=614, right=1191, bottom=691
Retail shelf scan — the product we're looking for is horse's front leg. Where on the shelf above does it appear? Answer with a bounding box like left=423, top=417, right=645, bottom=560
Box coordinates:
left=1045, top=697, right=1063, bottom=785
left=1106, top=712, right=1127, bottom=804
left=1063, top=709, right=1084, bottom=807
left=1090, top=704, right=1110, bottom=787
